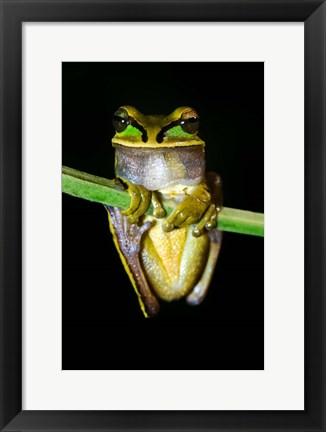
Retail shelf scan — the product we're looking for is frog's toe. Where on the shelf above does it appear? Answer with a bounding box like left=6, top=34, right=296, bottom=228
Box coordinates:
left=192, top=204, right=216, bottom=237
left=179, top=215, right=197, bottom=228
left=151, top=191, right=165, bottom=219
left=128, top=186, right=151, bottom=223
left=153, top=207, right=165, bottom=219
left=121, top=183, right=140, bottom=216
left=162, top=221, right=174, bottom=232
left=162, top=205, right=186, bottom=231
left=205, top=208, right=217, bottom=231
left=173, top=210, right=189, bottom=227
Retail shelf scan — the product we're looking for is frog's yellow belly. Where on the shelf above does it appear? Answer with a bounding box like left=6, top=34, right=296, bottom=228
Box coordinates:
left=140, top=218, right=210, bottom=301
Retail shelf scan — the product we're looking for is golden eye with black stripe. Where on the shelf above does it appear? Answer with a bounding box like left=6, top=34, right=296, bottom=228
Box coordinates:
left=156, top=108, right=199, bottom=143
left=112, top=107, right=148, bottom=142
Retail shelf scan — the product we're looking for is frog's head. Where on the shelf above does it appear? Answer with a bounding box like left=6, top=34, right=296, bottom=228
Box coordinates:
left=112, top=106, right=204, bottom=149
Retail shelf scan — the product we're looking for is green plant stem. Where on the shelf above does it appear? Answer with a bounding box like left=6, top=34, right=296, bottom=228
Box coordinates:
left=62, top=166, right=264, bottom=237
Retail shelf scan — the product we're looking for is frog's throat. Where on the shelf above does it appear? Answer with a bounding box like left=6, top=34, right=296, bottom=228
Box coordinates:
left=112, top=138, right=205, bottom=149
left=114, top=144, right=206, bottom=191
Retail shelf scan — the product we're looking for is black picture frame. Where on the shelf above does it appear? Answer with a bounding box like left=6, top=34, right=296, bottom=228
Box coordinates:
left=0, top=0, right=325, bottom=431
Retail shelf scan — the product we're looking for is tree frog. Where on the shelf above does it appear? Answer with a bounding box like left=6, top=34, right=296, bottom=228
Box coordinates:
left=106, top=106, right=223, bottom=317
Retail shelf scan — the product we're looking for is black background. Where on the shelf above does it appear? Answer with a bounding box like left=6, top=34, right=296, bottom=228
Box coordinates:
left=62, top=62, right=264, bottom=370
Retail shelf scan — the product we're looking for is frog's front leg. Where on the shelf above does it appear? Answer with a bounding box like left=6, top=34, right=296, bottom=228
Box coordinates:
left=119, top=178, right=165, bottom=223
left=162, top=180, right=220, bottom=236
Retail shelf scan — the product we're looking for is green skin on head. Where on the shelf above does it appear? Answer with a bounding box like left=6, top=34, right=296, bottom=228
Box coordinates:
left=117, top=124, right=193, bottom=140
left=118, top=125, right=142, bottom=139
left=164, top=125, right=192, bottom=138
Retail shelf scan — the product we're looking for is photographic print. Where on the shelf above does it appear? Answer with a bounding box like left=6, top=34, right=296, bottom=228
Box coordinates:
left=62, top=62, right=264, bottom=370
left=2, top=0, right=325, bottom=427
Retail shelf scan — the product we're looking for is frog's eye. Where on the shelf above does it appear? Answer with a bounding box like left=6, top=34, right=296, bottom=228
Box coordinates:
left=180, top=111, right=199, bottom=134
left=112, top=108, right=130, bottom=132
left=156, top=109, right=200, bottom=142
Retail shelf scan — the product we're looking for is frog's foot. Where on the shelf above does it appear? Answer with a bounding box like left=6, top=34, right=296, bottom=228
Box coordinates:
left=192, top=204, right=219, bottom=237
left=121, top=180, right=151, bottom=224
left=162, top=183, right=212, bottom=233
left=162, top=206, right=198, bottom=233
